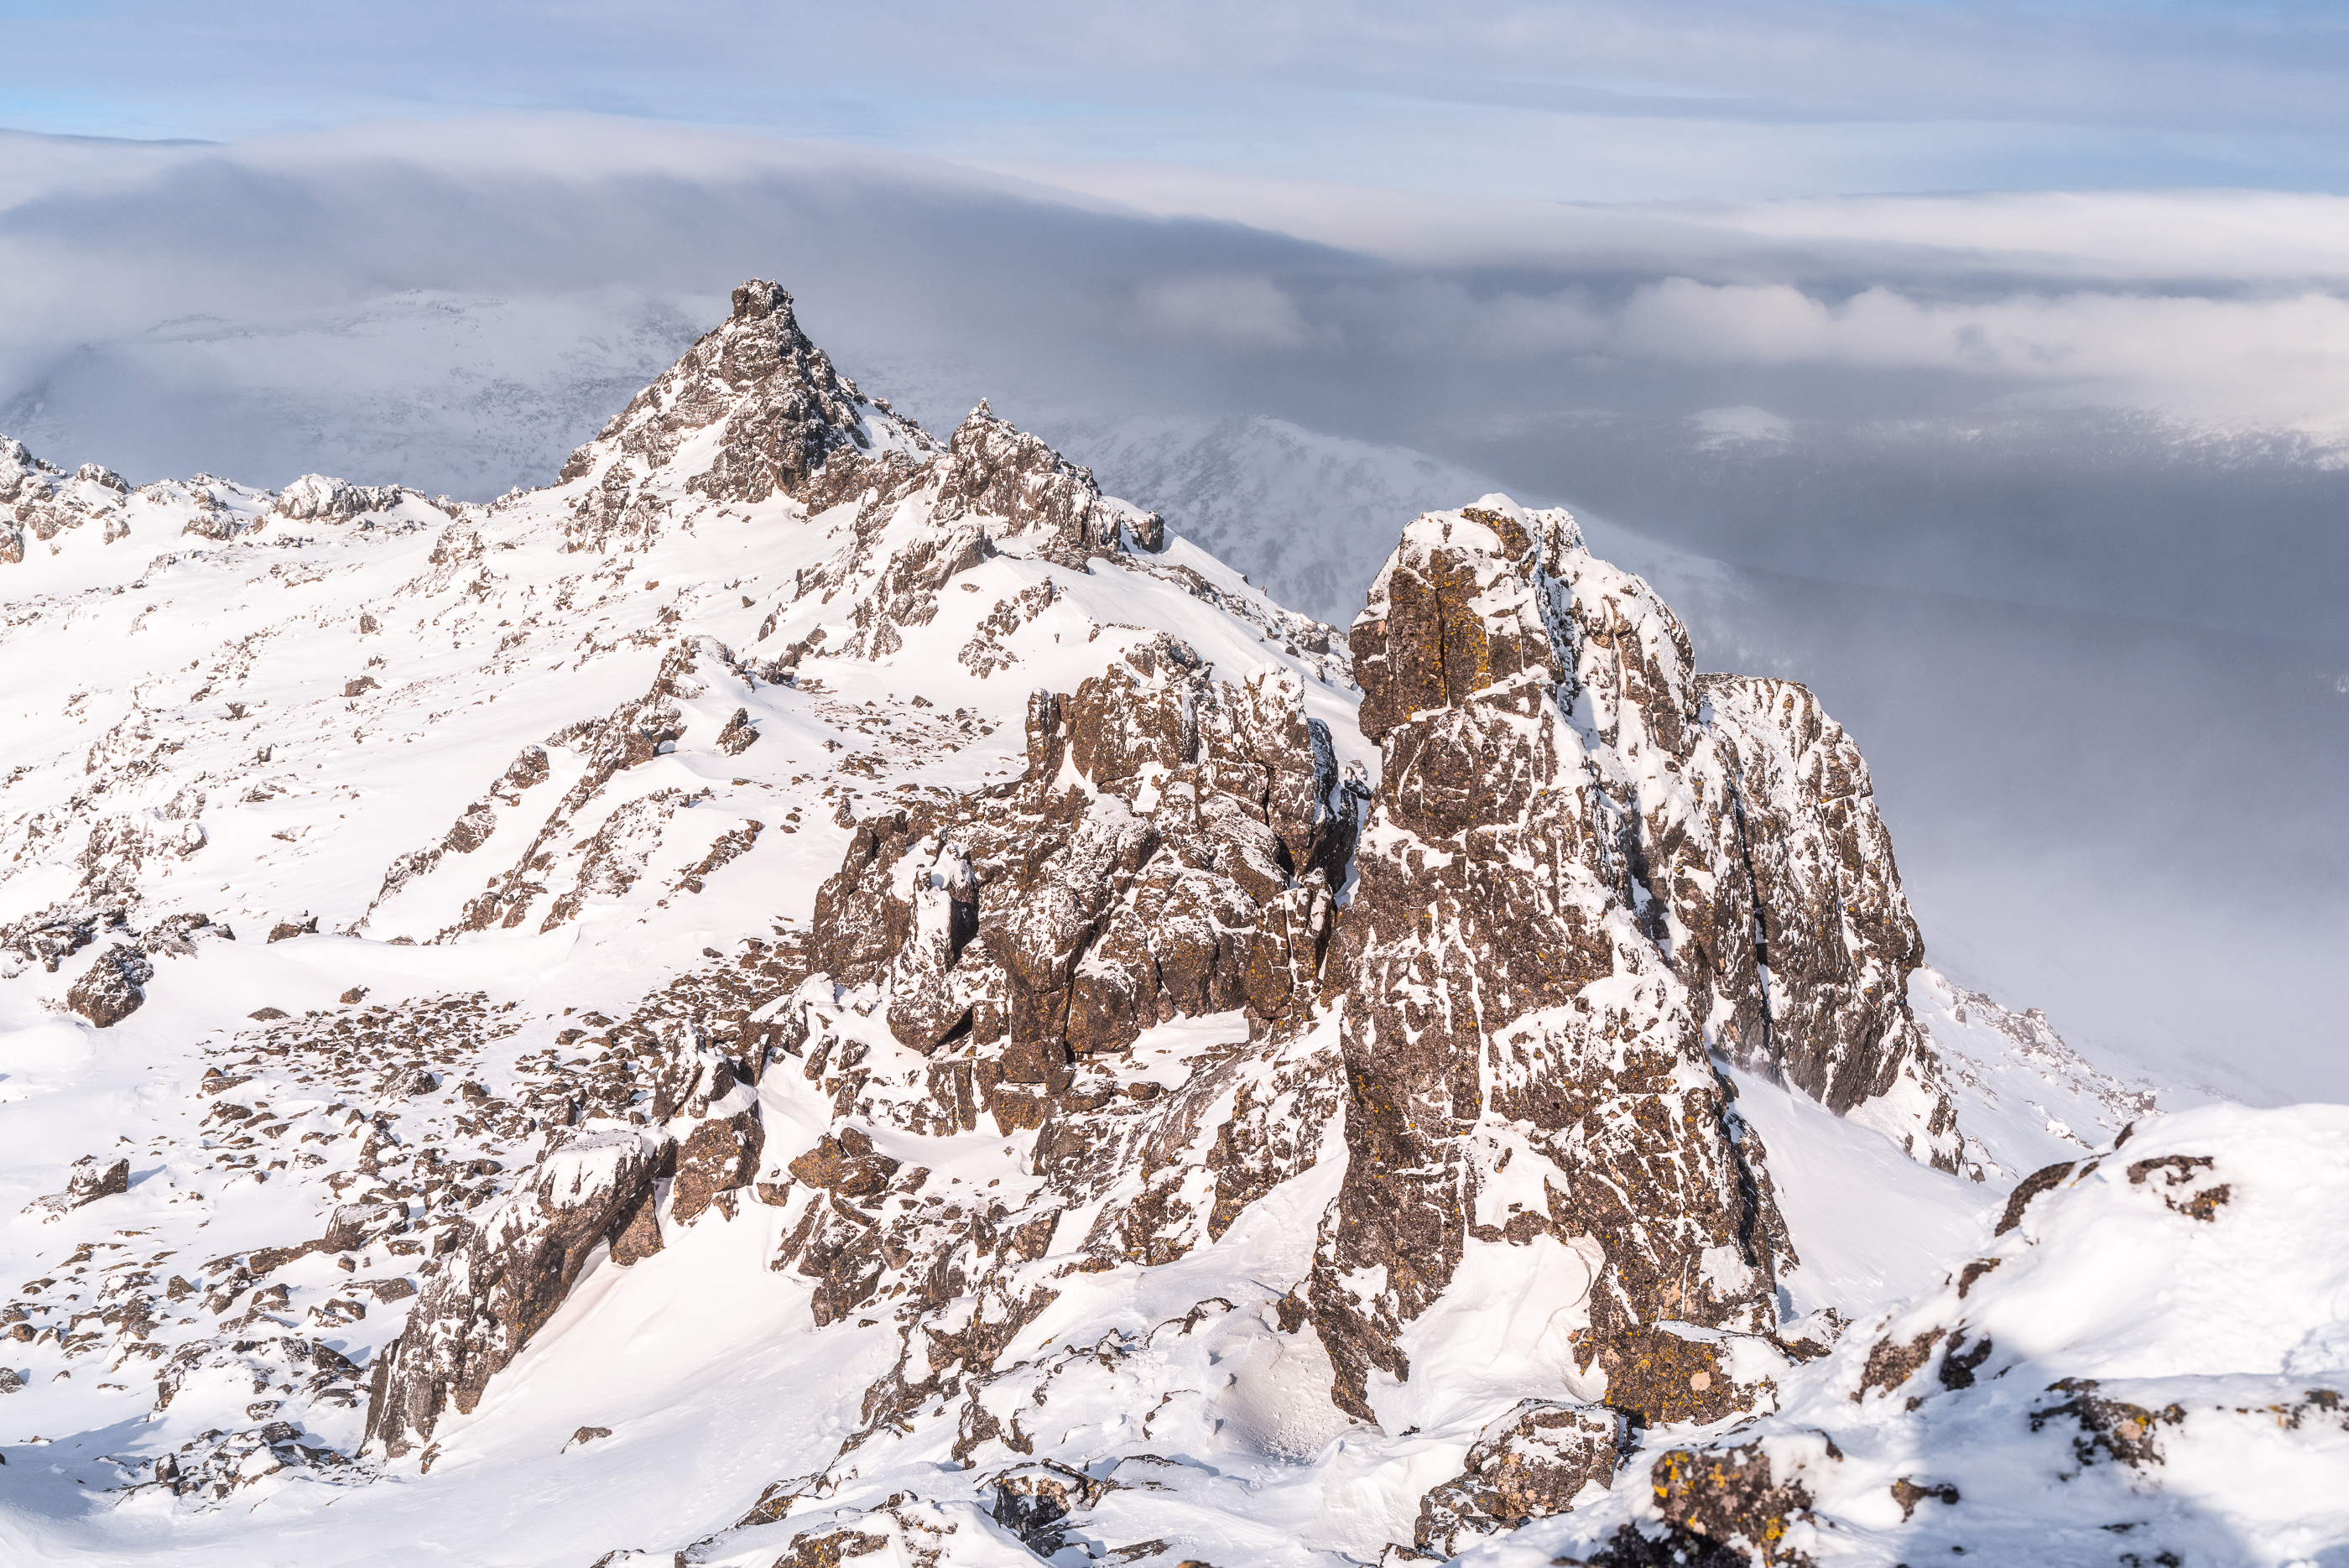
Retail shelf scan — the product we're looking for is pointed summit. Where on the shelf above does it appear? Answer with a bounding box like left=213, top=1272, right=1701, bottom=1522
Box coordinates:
left=552, top=278, right=933, bottom=540
left=546, top=281, right=1168, bottom=559
left=727, top=277, right=792, bottom=323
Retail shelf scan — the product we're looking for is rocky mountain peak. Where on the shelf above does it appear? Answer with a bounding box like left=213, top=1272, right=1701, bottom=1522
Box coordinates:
left=1352, top=499, right=1581, bottom=743
left=552, top=277, right=930, bottom=533
left=1314, top=496, right=1792, bottom=1426
left=725, top=276, right=794, bottom=325
left=545, top=280, right=1179, bottom=572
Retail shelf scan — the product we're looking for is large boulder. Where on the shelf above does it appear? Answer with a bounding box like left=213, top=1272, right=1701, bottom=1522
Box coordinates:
left=67, top=943, right=153, bottom=1028
left=21, top=1154, right=132, bottom=1218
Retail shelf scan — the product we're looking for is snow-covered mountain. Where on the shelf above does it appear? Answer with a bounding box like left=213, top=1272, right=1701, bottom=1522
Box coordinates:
left=2, top=283, right=2341, bottom=1566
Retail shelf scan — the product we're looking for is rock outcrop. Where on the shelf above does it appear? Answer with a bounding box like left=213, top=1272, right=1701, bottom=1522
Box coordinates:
left=1693, top=676, right=1956, bottom=1149
left=363, top=1128, right=664, bottom=1457
left=1307, top=503, right=1797, bottom=1426
left=810, top=651, right=1357, bottom=1072
left=1550, top=1102, right=2347, bottom=1566
left=366, top=1018, right=767, bottom=1456
left=1416, top=1399, right=1628, bottom=1555
left=3, top=436, right=137, bottom=560
left=22, top=1154, right=132, bottom=1218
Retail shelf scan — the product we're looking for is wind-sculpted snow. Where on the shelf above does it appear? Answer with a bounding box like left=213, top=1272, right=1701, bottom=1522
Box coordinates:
left=1464, top=1103, right=2349, bottom=1566
left=3, top=279, right=2328, bottom=1567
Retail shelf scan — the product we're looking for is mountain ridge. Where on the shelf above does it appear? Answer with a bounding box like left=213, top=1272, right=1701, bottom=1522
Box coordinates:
left=1, top=280, right=2339, bottom=1568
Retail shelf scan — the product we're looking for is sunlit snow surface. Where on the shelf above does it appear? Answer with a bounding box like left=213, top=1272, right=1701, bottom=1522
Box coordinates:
left=1463, top=1101, right=2349, bottom=1568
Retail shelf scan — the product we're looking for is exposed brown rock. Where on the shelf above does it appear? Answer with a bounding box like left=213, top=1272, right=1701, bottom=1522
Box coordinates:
left=1595, top=1327, right=1755, bottom=1430
left=1690, top=677, right=1955, bottom=1152
left=810, top=656, right=1356, bottom=1090
left=2029, top=1377, right=2186, bottom=1468
left=1648, top=1442, right=1816, bottom=1566
left=768, top=1529, right=891, bottom=1568
left=67, top=944, right=153, bottom=1028
left=2128, top=1154, right=2232, bottom=1221
left=671, top=1103, right=763, bottom=1227
left=1889, top=1475, right=1960, bottom=1521
left=1996, top=1161, right=2076, bottom=1235
left=716, top=706, right=760, bottom=754
left=22, top=1154, right=131, bottom=1216
left=553, top=279, right=934, bottom=554
left=1414, top=1399, right=1623, bottom=1555
left=932, top=400, right=1164, bottom=557
left=608, top=1185, right=665, bottom=1268
left=1854, top=1326, right=1945, bottom=1402
left=1306, top=505, right=1790, bottom=1420
left=0, top=904, right=104, bottom=972
left=142, top=911, right=227, bottom=956
left=363, top=1128, right=663, bottom=1457
left=787, top=1129, right=899, bottom=1198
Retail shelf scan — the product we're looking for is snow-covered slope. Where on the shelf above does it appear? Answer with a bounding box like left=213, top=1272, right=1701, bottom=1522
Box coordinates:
left=1465, top=1102, right=2349, bottom=1568
left=1, top=282, right=2337, bottom=1566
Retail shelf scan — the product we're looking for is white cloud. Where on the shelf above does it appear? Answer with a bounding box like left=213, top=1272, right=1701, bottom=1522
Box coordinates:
left=1134, top=274, right=1326, bottom=352
left=1609, top=280, right=2349, bottom=426
left=1690, top=405, right=1793, bottom=446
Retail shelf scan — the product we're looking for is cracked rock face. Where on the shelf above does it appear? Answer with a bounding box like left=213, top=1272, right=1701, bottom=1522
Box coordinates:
left=1692, top=675, right=1955, bottom=1144
left=932, top=400, right=1165, bottom=557
left=1350, top=500, right=1963, bottom=1175
left=811, top=650, right=1358, bottom=1076
left=1308, top=503, right=1796, bottom=1423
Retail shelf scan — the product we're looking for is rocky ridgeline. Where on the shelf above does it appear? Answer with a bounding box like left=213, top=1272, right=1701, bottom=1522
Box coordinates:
left=549, top=280, right=1159, bottom=576
left=3, top=433, right=451, bottom=565
left=813, top=649, right=1359, bottom=1062
left=360, top=482, right=1969, bottom=1558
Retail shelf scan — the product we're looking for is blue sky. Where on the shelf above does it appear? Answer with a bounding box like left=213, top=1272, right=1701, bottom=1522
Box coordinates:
left=8, top=1, right=2349, bottom=200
